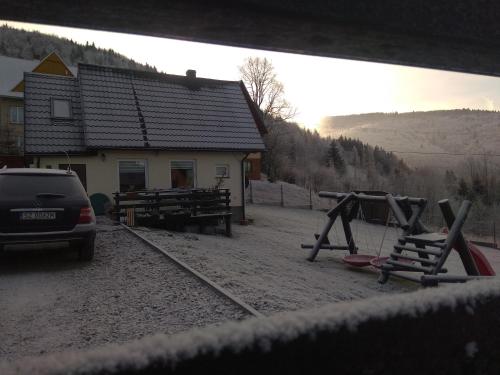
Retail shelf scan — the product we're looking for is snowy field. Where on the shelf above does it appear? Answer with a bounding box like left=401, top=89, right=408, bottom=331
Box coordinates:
left=0, top=221, right=246, bottom=362
left=2, top=205, right=499, bottom=365
left=139, top=204, right=500, bottom=315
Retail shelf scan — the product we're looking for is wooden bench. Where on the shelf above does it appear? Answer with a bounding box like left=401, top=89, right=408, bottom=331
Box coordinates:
left=114, top=188, right=232, bottom=236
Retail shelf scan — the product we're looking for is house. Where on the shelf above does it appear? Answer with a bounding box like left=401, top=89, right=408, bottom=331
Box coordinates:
left=0, top=52, right=76, bottom=164
left=24, top=64, right=266, bottom=220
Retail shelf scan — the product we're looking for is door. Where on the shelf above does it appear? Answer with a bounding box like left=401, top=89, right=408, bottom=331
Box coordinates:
left=59, top=164, right=87, bottom=191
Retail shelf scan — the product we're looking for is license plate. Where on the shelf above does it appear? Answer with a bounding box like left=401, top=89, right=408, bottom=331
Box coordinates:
left=20, top=211, right=57, bottom=220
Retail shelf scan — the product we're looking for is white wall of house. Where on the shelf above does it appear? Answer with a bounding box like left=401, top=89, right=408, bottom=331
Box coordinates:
left=35, top=150, right=246, bottom=207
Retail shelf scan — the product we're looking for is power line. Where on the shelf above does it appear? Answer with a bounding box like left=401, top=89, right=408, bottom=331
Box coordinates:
left=388, top=150, right=500, bottom=157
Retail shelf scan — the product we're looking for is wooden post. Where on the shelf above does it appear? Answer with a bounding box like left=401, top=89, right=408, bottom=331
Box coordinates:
left=438, top=199, right=479, bottom=276
left=280, top=184, right=284, bottom=207
left=340, top=209, right=357, bottom=254
left=192, top=190, right=197, bottom=217
left=225, top=215, right=232, bottom=237
left=155, top=192, right=160, bottom=222
left=224, top=190, right=230, bottom=213
left=114, top=192, right=121, bottom=223
left=126, top=207, right=135, bottom=226
left=494, top=221, right=497, bottom=248
left=309, top=185, right=312, bottom=210
left=307, top=214, right=338, bottom=261
left=386, top=194, right=409, bottom=230
left=308, top=193, right=354, bottom=261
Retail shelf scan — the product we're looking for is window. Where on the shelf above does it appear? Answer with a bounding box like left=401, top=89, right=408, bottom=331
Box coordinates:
left=215, top=164, right=230, bottom=178
left=171, top=160, right=195, bottom=189
left=9, top=106, right=23, bottom=124
left=51, top=99, right=72, bottom=118
left=119, top=160, right=147, bottom=192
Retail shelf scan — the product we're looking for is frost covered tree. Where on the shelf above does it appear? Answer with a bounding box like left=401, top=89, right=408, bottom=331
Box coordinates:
left=0, top=24, right=156, bottom=72
left=327, top=140, right=346, bottom=175
left=239, top=57, right=296, bottom=120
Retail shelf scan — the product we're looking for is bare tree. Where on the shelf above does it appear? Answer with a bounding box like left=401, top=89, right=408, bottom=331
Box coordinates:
left=239, top=57, right=296, bottom=120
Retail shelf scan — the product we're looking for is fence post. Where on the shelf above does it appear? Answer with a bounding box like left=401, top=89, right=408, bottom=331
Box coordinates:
left=249, top=180, right=254, bottom=204
left=280, top=184, right=284, bottom=207
left=494, top=221, right=497, bottom=248
left=309, top=185, right=313, bottom=210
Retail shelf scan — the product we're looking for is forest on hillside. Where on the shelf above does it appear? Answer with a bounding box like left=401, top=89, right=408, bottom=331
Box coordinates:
left=0, top=24, right=156, bottom=70
left=262, top=117, right=498, bottom=234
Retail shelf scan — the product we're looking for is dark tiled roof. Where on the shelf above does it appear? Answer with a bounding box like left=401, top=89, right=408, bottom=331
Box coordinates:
left=78, top=64, right=265, bottom=152
left=24, top=73, right=85, bottom=154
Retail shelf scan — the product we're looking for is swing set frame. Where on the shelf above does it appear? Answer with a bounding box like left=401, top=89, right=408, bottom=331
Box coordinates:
left=302, top=191, right=428, bottom=262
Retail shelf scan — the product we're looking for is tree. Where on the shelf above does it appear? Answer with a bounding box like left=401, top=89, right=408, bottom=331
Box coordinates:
left=239, top=57, right=296, bottom=120
left=457, top=178, right=472, bottom=200
left=327, top=141, right=346, bottom=175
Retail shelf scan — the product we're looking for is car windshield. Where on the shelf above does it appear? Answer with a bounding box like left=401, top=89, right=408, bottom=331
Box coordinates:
left=0, top=174, right=86, bottom=198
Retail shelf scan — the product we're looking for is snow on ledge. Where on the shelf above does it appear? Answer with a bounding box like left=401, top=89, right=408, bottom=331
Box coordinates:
left=3, top=279, right=500, bottom=375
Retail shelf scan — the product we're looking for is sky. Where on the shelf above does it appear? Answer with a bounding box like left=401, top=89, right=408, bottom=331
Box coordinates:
left=3, top=20, right=500, bottom=130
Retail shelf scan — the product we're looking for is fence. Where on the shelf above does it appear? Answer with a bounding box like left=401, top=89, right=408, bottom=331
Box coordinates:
left=247, top=181, right=498, bottom=247
left=114, top=188, right=232, bottom=236
left=246, top=180, right=334, bottom=210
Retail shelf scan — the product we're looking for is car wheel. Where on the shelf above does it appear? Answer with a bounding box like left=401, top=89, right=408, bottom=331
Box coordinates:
left=79, top=237, right=95, bottom=261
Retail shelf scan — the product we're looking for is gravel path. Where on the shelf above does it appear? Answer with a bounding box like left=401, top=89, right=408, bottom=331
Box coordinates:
left=0, top=220, right=246, bottom=363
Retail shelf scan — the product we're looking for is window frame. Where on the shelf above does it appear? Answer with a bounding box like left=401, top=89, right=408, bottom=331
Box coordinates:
left=170, top=160, right=196, bottom=189
left=9, top=106, right=24, bottom=124
left=51, top=98, right=73, bottom=119
left=117, top=159, right=148, bottom=193
left=215, top=164, right=230, bottom=178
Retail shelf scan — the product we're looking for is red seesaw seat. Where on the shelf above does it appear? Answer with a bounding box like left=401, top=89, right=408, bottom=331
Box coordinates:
left=441, top=227, right=496, bottom=276
left=343, top=254, right=377, bottom=267
left=467, top=243, right=496, bottom=276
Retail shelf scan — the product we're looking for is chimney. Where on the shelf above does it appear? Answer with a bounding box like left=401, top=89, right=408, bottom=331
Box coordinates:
left=186, top=69, right=196, bottom=79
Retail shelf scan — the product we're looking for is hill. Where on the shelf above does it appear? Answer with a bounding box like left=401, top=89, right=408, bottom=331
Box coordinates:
left=0, top=24, right=156, bottom=71
left=261, top=118, right=409, bottom=195
left=319, top=109, right=500, bottom=168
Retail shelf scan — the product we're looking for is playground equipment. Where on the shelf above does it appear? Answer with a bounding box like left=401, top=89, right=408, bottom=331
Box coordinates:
left=379, top=199, right=495, bottom=286
left=302, top=191, right=495, bottom=286
left=302, top=191, right=428, bottom=264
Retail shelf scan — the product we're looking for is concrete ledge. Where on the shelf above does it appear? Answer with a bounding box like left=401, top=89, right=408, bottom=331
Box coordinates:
left=3, top=280, right=500, bottom=375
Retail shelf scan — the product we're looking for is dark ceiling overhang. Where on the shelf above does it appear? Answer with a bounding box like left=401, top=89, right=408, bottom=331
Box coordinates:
left=2, top=0, right=500, bottom=77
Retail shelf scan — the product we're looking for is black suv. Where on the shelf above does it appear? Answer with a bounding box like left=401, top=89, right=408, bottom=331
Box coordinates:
left=0, top=168, right=96, bottom=260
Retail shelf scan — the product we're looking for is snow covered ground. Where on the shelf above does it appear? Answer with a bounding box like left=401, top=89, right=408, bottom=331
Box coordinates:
left=139, top=204, right=500, bottom=315
left=0, top=221, right=246, bottom=363
left=2, top=205, right=499, bottom=365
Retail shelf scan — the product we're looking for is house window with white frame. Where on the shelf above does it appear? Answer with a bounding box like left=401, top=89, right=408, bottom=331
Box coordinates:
left=171, top=160, right=195, bottom=189
left=51, top=98, right=72, bottom=119
left=119, top=160, right=147, bottom=192
left=215, top=164, right=230, bottom=178
left=9, top=106, right=23, bottom=124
